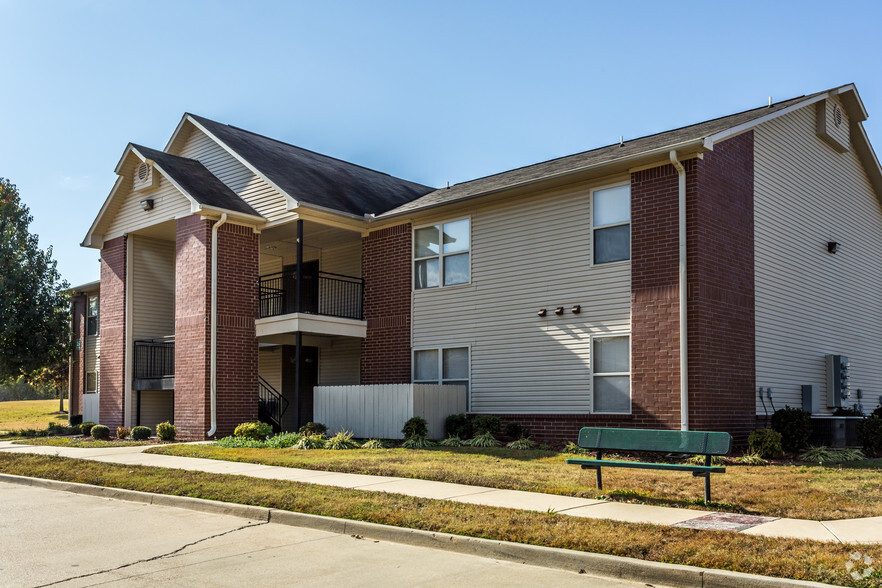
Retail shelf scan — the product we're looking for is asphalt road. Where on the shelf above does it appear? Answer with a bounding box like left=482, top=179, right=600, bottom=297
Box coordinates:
left=0, top=481, right=646, bottom=587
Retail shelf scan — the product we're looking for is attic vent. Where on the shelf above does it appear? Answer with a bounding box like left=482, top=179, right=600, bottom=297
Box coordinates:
left=833, top=104, right=843, bottom=127
left=132, top=161, right=158, bottom=191
left=137, top=163, right=149, bottom=181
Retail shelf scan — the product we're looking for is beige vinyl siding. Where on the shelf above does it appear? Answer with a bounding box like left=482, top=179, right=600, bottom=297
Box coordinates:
left=177, top=128, right=289, bottom=222
left=412, top=184, right=631, bottom=414
left=754, top=97, right=882, bottom=414
left=259, top=346, right=283, bottom=393
left=103, top=158, right=191, bottom=240
left=138, top=391, right=174, bottom=431
left=319, top=240, right=361, bottom=278
left=319, top=337, right=361, bottom=386
left=131, top=236, right=175, bottom=341
left=84, top=336, right=99, bottom=378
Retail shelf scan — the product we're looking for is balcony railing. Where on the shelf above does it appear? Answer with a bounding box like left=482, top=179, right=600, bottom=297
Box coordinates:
left=259, top=270, right=363, bottom=320
left=133, top=338, right=175, bottom=381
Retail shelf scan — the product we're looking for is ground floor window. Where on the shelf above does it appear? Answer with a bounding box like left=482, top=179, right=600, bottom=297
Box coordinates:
left=592, top=334, right=630, bottom=413
left=413, top=347, right=470, bottom=393
left=85, top=371, right=98, bottom=393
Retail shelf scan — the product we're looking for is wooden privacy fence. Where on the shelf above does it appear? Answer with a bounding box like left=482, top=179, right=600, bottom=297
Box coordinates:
left=314, top=384, right=467, bottom=440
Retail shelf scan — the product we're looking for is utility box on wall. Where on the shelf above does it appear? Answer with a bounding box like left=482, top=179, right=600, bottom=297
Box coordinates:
left=826, top=355, right=850, bottom=408
left=802, top=384, right=820, bottom=414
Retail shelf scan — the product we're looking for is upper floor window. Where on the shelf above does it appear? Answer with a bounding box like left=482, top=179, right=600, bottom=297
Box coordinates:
left=414, top=219, right=470, bottom=289
left=593, top=184, right=630, bottom=264
left=86, top=296, right=99, bottom=336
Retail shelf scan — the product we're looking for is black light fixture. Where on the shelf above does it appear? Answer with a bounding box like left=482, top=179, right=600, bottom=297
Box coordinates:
left=571, top=305, right=581, bottom=314
left=140, top=198, right=154, bottom=211
left=554, top=306, right=564, bottom=315
left=827, top=241, right=839, bottom=254
left=537, top=309, right=547, bottom=317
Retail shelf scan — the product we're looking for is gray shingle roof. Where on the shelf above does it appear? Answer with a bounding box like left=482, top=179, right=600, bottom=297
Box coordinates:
left=132, top=145, right=262, bottom=218
left=188, top=114, right=435, bottom=216
left=379, top=91, right=825, bottom=218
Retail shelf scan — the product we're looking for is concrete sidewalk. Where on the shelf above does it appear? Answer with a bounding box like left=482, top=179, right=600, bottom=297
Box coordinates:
left=1, top=440, right=879, bottom=544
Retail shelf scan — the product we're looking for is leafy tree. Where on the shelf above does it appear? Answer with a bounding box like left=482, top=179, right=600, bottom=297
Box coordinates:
left=0, top=178, right=71, bottom=379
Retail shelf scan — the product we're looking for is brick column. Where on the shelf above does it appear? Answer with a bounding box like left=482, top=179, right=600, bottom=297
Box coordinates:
left=99, top=236, right=126, bottom=429
left=175, top=216, right=258, bottom=439
left=361, top=223, right=412, bottom=384
left=68, top=294, right=87, bottom=418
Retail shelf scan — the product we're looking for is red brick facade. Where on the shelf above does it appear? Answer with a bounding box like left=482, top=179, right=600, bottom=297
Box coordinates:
left=99, top=236, right=126, bottom=429
left=68, top=294, right=87, bottom=418
left=174, top=216, right=258, bottom=439
left=361, top=223, right=412, bottom=384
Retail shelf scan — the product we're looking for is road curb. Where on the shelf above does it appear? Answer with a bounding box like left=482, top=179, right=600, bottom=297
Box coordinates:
left=0, top=473, right=829, bottom=588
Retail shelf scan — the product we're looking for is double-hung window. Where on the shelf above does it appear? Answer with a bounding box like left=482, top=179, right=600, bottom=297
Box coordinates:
left=86, top=296, right=99, bottom=336
left=592, top=334, right=630, bottom=413
left=592, top=184, right=630, bottom=264
left=414, top=219, right=470, bottom=289
left=85, top=371, right=98, bottom=394
left=413, top=347, right=470, bottom=393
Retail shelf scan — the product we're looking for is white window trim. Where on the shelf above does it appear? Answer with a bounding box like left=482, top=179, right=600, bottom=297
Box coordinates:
left=85, top=371, right=99, bottom=394
left=86, top=295, right=99, bottom=338
left=590, top=181, right=631, bottom=267
left=412, top=217, right=472, bottom=290
left=590, top=332, right=631, bottom=415
left=412, top=345, right=472, bottom=410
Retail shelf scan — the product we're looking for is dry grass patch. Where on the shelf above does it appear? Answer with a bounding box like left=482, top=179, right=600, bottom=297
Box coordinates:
left=0, top=399, right=66, bottom=431
left=0, top=452, right=877, bottom=586
left=148, top=444, right=882, bottom=520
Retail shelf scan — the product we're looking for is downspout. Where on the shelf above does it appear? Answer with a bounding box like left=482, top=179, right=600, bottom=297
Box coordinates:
left=207, top=213, right=228, bottom=438
left=669, top=150, right=688, bottom=431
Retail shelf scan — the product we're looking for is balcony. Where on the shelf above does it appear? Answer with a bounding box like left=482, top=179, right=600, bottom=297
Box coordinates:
left=133, top=337, right=175, bottom=390
left=256, top=269, right=366, bottom=339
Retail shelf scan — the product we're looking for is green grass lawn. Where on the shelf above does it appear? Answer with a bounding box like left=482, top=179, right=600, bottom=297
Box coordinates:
left=0, top=399, right=66, bottom=431
left=0, top=452, right=877, bottom=586
left=148, top=444, right=882, bottom=521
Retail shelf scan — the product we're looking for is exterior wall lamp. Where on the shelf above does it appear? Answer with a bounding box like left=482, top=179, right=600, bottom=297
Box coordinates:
left=140, top=199, right=155, bottom=211
left=827, top=241, right=839, bottom=254
left=537, top=309, right=547, bottom=317
left=571, top=305, right=581, bottom=314
left=554, top=307, right=564, bottom=315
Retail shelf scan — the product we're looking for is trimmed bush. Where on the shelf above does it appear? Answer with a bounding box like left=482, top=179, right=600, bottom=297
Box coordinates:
left=234, top=422, right=273, bottom=441
left=80, top=422, right=96, bottom=437
left=833, top=406, right=864, bottom=417
left=471, top=415, right=501, bottom=435
left=90, top=424, right=110, bottom=440
left=69, top=414, right=83, bottom=426
left=299, top=422, right=327, bottom=436
left=872, top=406, right=882, bottom=419
left=748, top=428, right=783, bottom=458
left=131, top=426, right=151, bottom=440
left=444, top=413, right=470, bottom=438
left=264, top=432, right=302, bottom=448
left=116, top=427, right=130, bottom=440
left=156, top=421, right=176, bottom=441
left=503, top=422, right=523, bottom=440
left=771, top=406, right=812, bottom=452
left=857, top=416, right=882, bottom=456
left=402, top=416, right=428, bottom=440
left=216, top=435, right=265, bottom=448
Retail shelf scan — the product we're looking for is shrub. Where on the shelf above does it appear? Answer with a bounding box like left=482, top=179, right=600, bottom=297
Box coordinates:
left=771, top=406, right=812, bottom=452
left=234, top=422, right=273, bottom=441
left=131, top=426, right=151, bottom=440
left=401, top=435, right=433, bottom=449
left=467, top=431, right=500, bottom=448
left=156, top=421, right=176, bottom=441
left=735, top=452, right=768, bottom=466
left=748, top=428, right=783, bottom=458
left=857, top=416, right=882, bottom=456
left=506, top=437, right=536, bottom=450
left=471, top=415, right=501, bottom=435
left=438, top=435, right=465, bottom=447
left=216, top=435, right=266, bottom=448
left=833, top=406, right=864, bottom=417
left=90, top=424, right=110, bottom=440
left=360, top=439, right=388, bottom=449
left=293, top=434, right=326, bottom=449
left=264, top=432, right=302, bottom=449
left=503, top=422, right=523, bottom=439
left=69, top=414, right=83, bottom=426
left=799, top=446, right=866, bottom=464
left=685, top=454, right=725, bottom=466
left=325, top=430, right=359, bottom=450
left=872, top=406, right=882, bottom=419
left=80, top=422, right=96, bottom=437
left=444, top=413, right=470, bottom=438
left=401, top=416, right=428, bottom=440
left=299, top=422, right=327, bottom=436
left=116, top=427, right=130, bottom=440
left=562, top=441, right=585, bottom=454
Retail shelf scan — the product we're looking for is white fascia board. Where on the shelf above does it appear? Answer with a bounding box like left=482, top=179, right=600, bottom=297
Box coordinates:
left=192, top=203, right=266, bottom=228
left=853, top=122, right=882, bottom=199
left=163, top=113, right=192, bottom=153
left=82, top=174, right=125, bottom=249
left=289, top=199, right=370, bottom=226
left=184, top=115, right=293, bottom=204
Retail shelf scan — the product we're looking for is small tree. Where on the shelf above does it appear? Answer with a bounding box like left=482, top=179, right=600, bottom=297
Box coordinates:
left=0, top=178, right=71, bottom=379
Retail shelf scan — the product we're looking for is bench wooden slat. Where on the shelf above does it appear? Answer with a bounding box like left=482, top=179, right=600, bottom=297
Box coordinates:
left=577, top=427, right=731, bottom=455
left=565, top=458, right=726, bottom=473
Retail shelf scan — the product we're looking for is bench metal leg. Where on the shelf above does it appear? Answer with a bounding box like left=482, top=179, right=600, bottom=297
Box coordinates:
left=705, top=475, right=711, bottom=504
left=596, top=467, right=603, bottom=491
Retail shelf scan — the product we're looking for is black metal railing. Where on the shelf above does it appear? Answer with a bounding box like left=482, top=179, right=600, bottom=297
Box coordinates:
left=133, top=338, right=175, bottom=380
left=258, top=376, right=288, bottom=432
left=259, top=270, right=363, bottom=320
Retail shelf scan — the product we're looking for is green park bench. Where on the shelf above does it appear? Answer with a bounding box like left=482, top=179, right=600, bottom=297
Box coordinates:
left=565, top=427, right=732, bottom=503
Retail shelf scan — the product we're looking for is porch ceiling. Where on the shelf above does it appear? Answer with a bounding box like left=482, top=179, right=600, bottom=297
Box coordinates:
left=260, top=220, right=361, bottom=256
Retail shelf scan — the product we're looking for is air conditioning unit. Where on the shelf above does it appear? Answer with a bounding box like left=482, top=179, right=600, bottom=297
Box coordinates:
left=132, top=162, right=159, bottom=191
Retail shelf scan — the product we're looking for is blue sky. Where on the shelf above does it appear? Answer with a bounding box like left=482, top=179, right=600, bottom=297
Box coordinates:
left=2, top=0, right=881, bottom=287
